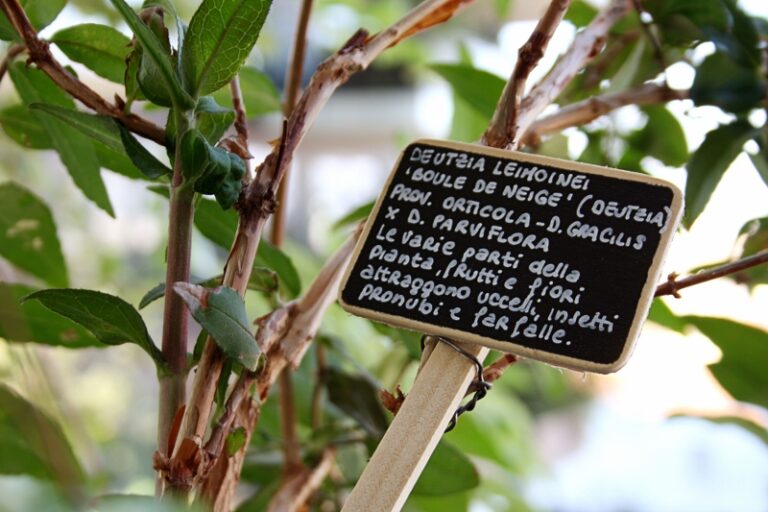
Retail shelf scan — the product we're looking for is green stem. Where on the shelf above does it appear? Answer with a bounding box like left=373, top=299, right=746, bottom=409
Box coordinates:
left=157, top=110, right=196, bottom=477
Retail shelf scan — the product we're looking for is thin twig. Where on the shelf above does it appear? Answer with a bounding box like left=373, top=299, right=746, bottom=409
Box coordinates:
left=203, top=370, right=256, bottom=461
left=176, top=0, right=477, bottom=488
left=229, top=76, right=250, bottom=159
left=482, top=0, right=571, bottom=149
left=310, top=343, right=327, bottom=429
left=579, top=31, right=640, bottom=92
left=483, top=353, right=519, bottom=384
left=155, top=109, right=196, bottom=496
left=246, top=0, right=475, bottom=210
left=266, top=447, right=336, bottom=512
left=197, top=390, right=260, bottom=511
left=272, top=0, right=316, bottom=476
left=271, top=0, right=315, bottom=245
left=517, top=0, right=632, bottom=143
left=0, top=0, right=165, bottom=144
left=278, top=370, right=303, bottom=473
left=0, top=43, right=24, bottom=84
left=655, top=251, right=768, bottom=298
left=523, top=82, right=688, bottom=145
left=196, top=229, right=362, bottom=505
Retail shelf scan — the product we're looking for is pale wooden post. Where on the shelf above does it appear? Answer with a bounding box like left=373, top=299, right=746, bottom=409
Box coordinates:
left=341, top=340, right=488, bottom=512
left=341, top=3, right=635, bottom=509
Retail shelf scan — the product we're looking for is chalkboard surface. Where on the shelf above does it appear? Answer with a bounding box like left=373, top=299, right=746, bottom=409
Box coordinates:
left=339, top=140, right=682, bottom=373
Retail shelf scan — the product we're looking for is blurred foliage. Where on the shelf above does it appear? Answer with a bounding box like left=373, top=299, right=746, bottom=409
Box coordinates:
left=0, top=0, right=765, bottom=510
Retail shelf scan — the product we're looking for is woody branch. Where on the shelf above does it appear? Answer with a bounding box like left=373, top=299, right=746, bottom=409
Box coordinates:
left=0, top=0, right=165, bottom=143
left=482, top=0, right=571, bottom=149
left=173, top=0, right=481, bottom=481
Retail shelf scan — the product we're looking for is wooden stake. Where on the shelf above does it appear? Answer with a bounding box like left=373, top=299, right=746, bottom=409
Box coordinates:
left=341, top=340, right=488, bottom=512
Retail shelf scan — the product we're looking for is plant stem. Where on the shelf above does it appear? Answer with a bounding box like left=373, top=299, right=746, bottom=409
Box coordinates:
left=229, top=76, right=250, bottom=154
left=272, top=0, right=315, bottom=476
left=271, top=0, right=314, bottom=243
left=523, top=83, right=688, bottom=145
left=157, top=111, right=195, bottom=486
left=482, top=0, right=571, bottom=149
left=516, top=0, right=632, bottom=142
left=0, top=0, right=165, bottom=144
left=278, top=371, right=302, bottom=472
left=655, top=250, right=768, bottom=297
left=0, top=43, right=24, bottom=84
left=310, top=343, right=327, bottom=429
left=174, top=0, right=479, bottom=498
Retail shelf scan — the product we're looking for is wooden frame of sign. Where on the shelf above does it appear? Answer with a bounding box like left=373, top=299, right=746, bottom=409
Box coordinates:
left=339, top=139, right=682, bottom=373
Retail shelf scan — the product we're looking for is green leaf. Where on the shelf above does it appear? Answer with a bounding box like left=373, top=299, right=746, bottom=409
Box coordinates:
left=0, top=104, right=145, bottom=180
left=139, top=267, right=278, bottom=309
left=194, top=195, right=238, bottom=248
left=405, top=492, right=472, bottom=512
left=140, top=276, right=211, bottom=310
left=644, top=106, right=688, bottom=166
left=565, top=0, right=598, bottom=28
left=30, top=103, right=127, bottom=153
left=333, top=201, right=374, bottom=231
left=450, top=94, right=489, bottom=143
left=142, top=0, right=185, bottom=65
left=537, top=133, right=570, bottom=160
left=325, top=366, right=389, bottom=438
left=729, top=217, right=768, bottom=287
left=51, top=24, right=132, bottom=83
left=738, top=217, right=768, bottom=259
left=118, top=125, right=172, bottom=179
left=95, top=494, right=197, bottom=512
left=430, top=63, right=505, bottom=121
left=180, top=128, right=245, bottom=208
left=0, top=104, right=52, bottom=149
left=255, top=240, right=301, bottom=298
left=9, top=63, right=114, bottom=216
left=23, top=289, right=164, bottom=365
left=174, top=284, right=260, bottom=370
left=685, top=121, right=757, bottom=226
left=215, top=358, right=234, bottom=408
left=247, top=266, right=281, bottom=297
left=135, top=7, right=176, bottom=107
left=647, top=298, right=687, bottom=334
left=412, top=441, right=479, bottom=496
left=182, top=0, right=274, bottom=97
left=0, top=0, right=66, bottom=40
left=691, top=52, right=767, bottom=113
left=626, top=106, right=688, bottom=168
left=211, top=67, right=281, bottom=118
left=0, top=384, right=84, bottom=488
left=29, top=103, right=158, bottom=180
left=192, top=198, right=301, bottom=297
left=690, top=415, right=768, bottom=446
left=124, top=45, right=146, bottom=106
left=0, top=182, right=68, bottom=287
left=644, top=0, right=731, bottom=46
left=109, top=0, right=194, bottom=109
left=749, top=152, right=768, bottom=187
left=195, top=96, right=235, bottom=143
left=0, top=282, right=99, bottom=348
left=704, top=1, right=761, bottom=67
left=225, top=426, right=247, bottom=456
left=606, top=39, right=647, bottom=94
left=444, top=47, right=489, bottom=143
left=686, top=316, right=768, bottom=409
left=167, top=96, right=235, bottom=144
left=370, top=321, right=422, bottom=360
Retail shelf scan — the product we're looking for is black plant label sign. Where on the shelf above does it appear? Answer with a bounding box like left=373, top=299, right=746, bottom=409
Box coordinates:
left=339, top=140, right=682, bottom=373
